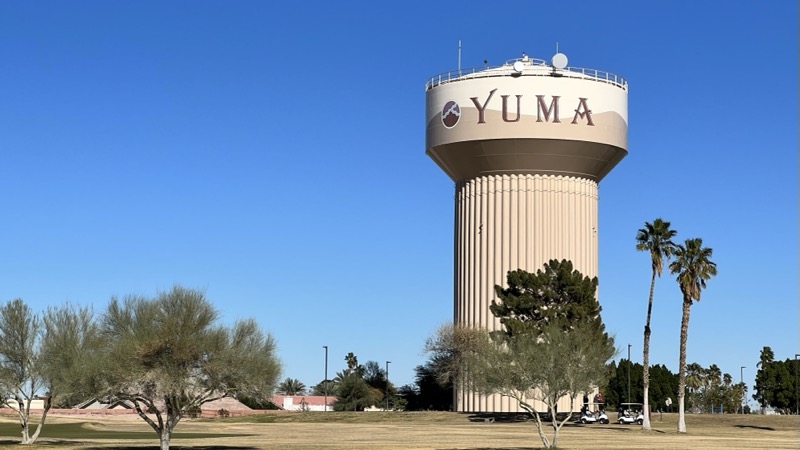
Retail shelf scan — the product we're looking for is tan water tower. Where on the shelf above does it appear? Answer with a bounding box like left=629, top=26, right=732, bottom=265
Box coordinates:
left=425, top=53, right=628, bottom=412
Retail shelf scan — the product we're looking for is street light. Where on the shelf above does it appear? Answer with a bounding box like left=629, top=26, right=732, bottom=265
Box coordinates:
left=795, top=354, right=799, bottom=416
left=323, top=346, right=328, bottom=412
left=627, top=344, right=632, bottom=404
left=740, top=366, right=746, bottom=414
left=385, top=361, right=391, bottom=411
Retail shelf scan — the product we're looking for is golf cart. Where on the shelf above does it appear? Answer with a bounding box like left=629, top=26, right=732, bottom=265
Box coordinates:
left=616, top=403, right=644, bottom=425
left=579, top=403, right=609, bottom=424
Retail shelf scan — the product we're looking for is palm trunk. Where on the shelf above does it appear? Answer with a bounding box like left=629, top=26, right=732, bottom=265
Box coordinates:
left=677, top=296, right=692, bottom=433
left=642, top=269, right=656, bottom=430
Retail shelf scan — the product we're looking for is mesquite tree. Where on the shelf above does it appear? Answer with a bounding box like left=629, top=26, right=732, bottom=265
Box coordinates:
left=98, top=286, right=281, bottom=450
left=430, top=260, right=615, bottom=449
left=0, top=299, right=45, bottom=444
left=0, top=300, right=95, bottom=445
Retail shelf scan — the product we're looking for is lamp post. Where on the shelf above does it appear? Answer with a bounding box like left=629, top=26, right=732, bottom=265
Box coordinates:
left=627, top=344, right=632, bottom=404
left=385, top=361, right=391, bottom=411
left=795, top=354, right=799, bottom=416
left=323, top=346, right=328, bottom=412
left=740, top=366, right=745, bottom=414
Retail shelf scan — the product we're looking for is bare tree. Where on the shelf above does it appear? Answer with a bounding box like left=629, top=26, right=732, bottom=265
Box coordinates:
left=98, top=286, right=281, bottom=450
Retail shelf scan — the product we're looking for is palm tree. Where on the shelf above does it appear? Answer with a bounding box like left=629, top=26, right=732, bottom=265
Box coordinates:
left=277, top=377, right=307, bottom=396
left=670, top=238, right=717, bottom=433
left=345, top=352, right=359, bottom=374
left=635, top=218, right=677, bottom=429
left=685, top=363, right=705, bottom=399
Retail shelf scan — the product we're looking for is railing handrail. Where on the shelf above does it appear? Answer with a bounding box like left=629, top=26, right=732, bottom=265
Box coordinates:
left=425, top=57, right=627, bottom=91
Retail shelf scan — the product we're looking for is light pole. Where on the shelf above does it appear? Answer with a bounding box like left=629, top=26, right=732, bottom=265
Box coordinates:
left=627, top=344, right=632, bottom=404
left=385, top=361, right=391, bottom=411
left=795, top=354, right=799, bottom=416
left=323, top=346, right=328, bottom=412
left=740, top=366, right=745, bottom=414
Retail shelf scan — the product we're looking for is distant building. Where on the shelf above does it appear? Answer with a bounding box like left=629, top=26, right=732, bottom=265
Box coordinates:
left=271, top=395, right=333, bottom=412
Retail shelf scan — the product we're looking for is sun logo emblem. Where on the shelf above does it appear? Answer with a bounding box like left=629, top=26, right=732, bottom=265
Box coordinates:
left=441, top=100, right=461, bottom=129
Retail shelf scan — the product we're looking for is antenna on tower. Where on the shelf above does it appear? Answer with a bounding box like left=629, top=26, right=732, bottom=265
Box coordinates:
left=458, top=40, right=462, bottom=75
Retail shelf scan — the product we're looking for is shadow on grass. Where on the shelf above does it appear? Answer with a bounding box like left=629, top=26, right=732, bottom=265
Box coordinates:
left=734, top=424, right=775, bottom=431
left=467, top=413, right=531, bottom=423
left=567, top=423, right=667, bottom=434
left=441, top=448, right=542, bottom=450
left=79, top=447, right=259, bottom=450
left=0, top=422, right=247, bottom=441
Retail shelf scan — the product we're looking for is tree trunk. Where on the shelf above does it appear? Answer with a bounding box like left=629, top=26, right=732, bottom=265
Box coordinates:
left=642, top=269, right=657, bottom=430
left=15, top=400, right=32, bottom=444
left=25, top=400, right=51, bottom=445
left=677, top=297, right=692, bottom=433
left=519, top=400, right=550, bottom=448
left=159, top=397, right=182, bottom=450
left=160, top=428, right=171, bottom=450
left=20, top=422, right=30, bottom=445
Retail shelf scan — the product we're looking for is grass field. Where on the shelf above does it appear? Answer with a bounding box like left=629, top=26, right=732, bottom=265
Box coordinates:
left=0, top=412, right=796, bottom=450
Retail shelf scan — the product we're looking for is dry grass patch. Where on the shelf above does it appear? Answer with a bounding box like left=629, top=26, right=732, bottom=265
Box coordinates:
left=0, top=412, right=795, bottom=450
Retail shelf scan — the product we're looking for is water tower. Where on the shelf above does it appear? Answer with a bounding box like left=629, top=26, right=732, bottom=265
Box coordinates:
left=425, top=52, right=628, bottom=412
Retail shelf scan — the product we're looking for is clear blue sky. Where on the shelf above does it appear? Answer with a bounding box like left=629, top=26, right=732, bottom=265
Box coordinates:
left=1, top=2, right=797, bottom=400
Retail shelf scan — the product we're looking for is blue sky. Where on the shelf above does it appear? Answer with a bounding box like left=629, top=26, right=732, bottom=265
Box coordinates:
left=1, top=2, right=797, bottom=400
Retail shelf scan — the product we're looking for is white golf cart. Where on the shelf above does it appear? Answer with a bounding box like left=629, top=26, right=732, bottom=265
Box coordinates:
left=616, top=403, right=644, bottom=425
left=579, top=403, right=609, bottom=424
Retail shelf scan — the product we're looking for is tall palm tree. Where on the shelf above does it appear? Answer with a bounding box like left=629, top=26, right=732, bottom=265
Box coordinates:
left=635, top=218, right=677, bottom=429
left=670, top=238, right=717, bottom=433
left=345, top=352, right=359, bottom=374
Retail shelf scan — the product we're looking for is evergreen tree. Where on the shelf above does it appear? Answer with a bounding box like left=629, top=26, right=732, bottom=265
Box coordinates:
left=491, top=259, right=602, bottom=338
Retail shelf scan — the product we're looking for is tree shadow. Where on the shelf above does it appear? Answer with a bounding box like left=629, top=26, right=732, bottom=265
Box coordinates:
left=734, top=424, right=775, bottom=431
left=467, top=413, right=531, bottom=423
left=79, top=447, right=259, bottom=450
left=568, top=424, right=666, bottom=434
left=441, top=447, right=542, bottom=450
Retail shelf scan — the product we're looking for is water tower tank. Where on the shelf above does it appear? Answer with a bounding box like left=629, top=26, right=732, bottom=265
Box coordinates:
left=425, top=53, right=628, bottom=413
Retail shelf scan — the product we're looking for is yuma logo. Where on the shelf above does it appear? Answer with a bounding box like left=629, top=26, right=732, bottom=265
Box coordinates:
left=469, top=89, right=594, bottom=126
left=441, top=101, right=461, bottom=128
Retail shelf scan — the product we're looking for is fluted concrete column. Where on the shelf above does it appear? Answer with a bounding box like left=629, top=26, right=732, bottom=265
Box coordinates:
left=454, top=174, right=598, bottom=412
